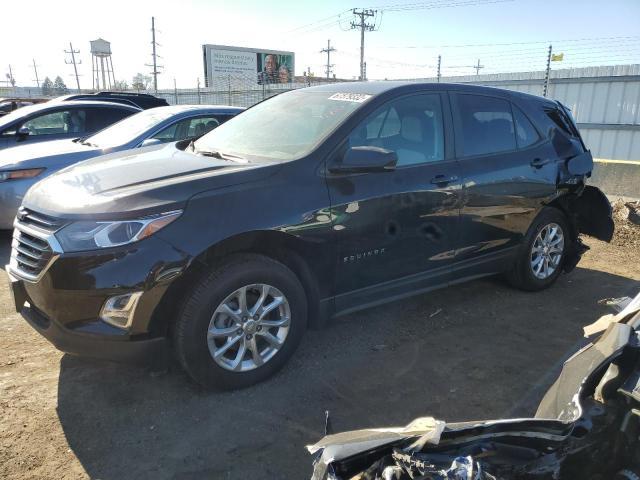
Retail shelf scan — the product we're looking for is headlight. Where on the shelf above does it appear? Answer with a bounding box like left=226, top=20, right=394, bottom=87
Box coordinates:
left=0, top=168, right=45, bottom=182
left=55, top=210, right=182, bottom=252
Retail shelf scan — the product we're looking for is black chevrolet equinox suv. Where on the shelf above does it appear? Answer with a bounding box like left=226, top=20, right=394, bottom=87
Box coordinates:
left=7, top=82, right=614, bottom=389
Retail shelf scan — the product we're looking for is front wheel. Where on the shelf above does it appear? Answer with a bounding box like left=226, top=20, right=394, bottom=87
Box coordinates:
left=173, top=254, right=307, bottom=390
left=506, top=207, right=570, bottom=291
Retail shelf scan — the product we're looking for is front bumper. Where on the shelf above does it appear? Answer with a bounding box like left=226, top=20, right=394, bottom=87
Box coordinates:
left=21, top=302, right=168, bottom=367
left=6, top=234, right=190, bottom=366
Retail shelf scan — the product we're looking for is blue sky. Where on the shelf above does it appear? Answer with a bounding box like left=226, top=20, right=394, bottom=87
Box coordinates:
left=1, top=0, right=639, bottom=88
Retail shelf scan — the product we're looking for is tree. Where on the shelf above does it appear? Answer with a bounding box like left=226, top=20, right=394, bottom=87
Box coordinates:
left=41, top=77, right=53, bottom=96
left=52, top=76, right=69, bottom=95
left=113, top=79, right=128, bottom=91
left=132, top=73, right=151, bottom=92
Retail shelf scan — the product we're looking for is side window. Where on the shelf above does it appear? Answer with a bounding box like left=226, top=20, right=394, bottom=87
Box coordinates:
left=87, top=108, right=133, bottom=132
left=22, top=110, right=86, bottom=135
left=151, top=122, right=180, bottom=143
left=348, top=94, right=444, bottom=166
left=545, top=106, right=579, bottom=138
left=455, top=94, right=515, bottom=156
left=152, top=116, right=225, bottom=143
left=185, top=116, right=222, bottom=138
left=512, top=105, right=539, bottom=149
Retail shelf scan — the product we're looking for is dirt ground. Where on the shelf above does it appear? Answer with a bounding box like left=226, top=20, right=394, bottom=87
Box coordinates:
left=1, top=232, right=639, bottom=480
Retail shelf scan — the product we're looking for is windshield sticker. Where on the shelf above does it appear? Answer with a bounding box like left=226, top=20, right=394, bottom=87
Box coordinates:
left=328, top=92, right=372, bottom=103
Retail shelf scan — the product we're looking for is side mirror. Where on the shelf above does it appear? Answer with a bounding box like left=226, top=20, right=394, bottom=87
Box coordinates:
left=140, top=138, right=162, bottom=148
left=329, top=146, right=397, bottom=174
left=17, top=126, right=30, bottom=139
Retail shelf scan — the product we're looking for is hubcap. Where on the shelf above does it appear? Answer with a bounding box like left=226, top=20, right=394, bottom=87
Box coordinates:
left=207, top=284, right=291, bottom=372
left=530, top=223, right=564, bottom=280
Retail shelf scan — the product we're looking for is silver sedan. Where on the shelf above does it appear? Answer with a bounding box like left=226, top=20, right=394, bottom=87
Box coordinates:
left=0, top=105, right=244, bottom=229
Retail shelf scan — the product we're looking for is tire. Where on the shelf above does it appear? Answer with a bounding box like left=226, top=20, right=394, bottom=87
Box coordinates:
left=173, top=253, right=307, bottom=390
left=506, top=207, right=570, bottom=291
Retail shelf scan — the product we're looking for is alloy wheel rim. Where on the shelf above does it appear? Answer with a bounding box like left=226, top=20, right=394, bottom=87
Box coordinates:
left=207, top=284, right=291, bottom=372
left=530, top=222, right=564, bottom=280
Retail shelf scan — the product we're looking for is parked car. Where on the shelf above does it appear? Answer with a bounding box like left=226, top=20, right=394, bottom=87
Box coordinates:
left=6, top=82, right=614, bottom=390
left=0, top=98, right=47, bottom=117
left=0, top=105, right=243, bottom=229
left=309, top=289, right=640, bottom=479
left=0, top=100, right=139, bottom=151
left=52, top=91, right=169, bottom=110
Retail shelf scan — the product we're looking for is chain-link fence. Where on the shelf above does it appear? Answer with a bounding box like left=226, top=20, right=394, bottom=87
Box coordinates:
left=153, top=74, right=346, bottom=107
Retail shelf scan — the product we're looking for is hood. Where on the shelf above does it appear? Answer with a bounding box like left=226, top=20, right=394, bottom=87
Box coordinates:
left=0, top=138, right=100, bottom=170
left=23, top=142, right=277, bottom=218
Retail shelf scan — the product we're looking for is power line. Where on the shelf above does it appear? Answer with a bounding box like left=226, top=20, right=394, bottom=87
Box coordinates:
left=286, top=9, right=352, bottom=33
left=375, top=0, right=514, bottom=11
left=379, top=35, right=640, bottom=49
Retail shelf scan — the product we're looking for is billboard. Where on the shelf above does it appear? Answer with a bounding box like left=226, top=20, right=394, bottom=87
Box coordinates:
left=202, top=45, right=295, bottom=86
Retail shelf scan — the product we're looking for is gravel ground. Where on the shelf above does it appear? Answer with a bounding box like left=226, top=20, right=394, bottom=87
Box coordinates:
left=1, top=232, right=638, bottom=480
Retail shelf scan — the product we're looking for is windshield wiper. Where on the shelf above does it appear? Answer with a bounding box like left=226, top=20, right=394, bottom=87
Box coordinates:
left=194, top=149, right=244, bottom=161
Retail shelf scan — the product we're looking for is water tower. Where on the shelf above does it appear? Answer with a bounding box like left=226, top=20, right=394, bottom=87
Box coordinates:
left=90, top=38, right=115, bottom=90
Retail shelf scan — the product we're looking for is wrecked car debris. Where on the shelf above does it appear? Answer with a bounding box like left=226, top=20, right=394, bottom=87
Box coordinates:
left=309, top=289, right=640, bottom=480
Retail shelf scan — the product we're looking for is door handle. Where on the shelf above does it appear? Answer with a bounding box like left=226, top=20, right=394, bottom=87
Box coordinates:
left=530, top=157, right=551, bottom=168
left=430, top=174, right=459, bottom=185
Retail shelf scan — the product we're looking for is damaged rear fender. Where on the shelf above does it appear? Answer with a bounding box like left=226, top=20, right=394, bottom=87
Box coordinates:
left=568, top=185, right=615, bottom=242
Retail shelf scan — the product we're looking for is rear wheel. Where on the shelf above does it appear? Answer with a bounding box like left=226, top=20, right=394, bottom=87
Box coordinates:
left=173, top=254, right=307, bottom=389
left=506, top=207, right=570, bottom=291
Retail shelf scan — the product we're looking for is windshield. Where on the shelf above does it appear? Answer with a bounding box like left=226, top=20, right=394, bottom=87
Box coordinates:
left=194, top=89, right=371, bottom=161
left=84, top=108, right=176, bottom=148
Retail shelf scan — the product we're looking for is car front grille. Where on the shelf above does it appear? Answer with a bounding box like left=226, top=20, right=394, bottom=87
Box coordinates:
left=9, top=208, right=65, bottom=282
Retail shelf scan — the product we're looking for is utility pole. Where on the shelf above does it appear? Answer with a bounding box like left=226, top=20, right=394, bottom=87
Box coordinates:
left=146, top=16, right=163, bottom=93
left=32, top=59, right=40, bottom=88
left=64, top=42, right=82, bottom=90
left=174, top=78, right=178, bottom=104
left=350, top=9, right=376, bottom=80
left=321, top=39, right=336, bottom=80
left=473, top=59, right=484, bottom=75
left=543, top=44, right=552, bottom=97
left=437, top=55, right=441, bottom=83
left=7, top=64, right=15, bottom=87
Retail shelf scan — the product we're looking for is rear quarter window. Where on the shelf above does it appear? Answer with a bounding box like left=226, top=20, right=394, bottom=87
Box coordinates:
left=544, top=106, right=579, bottom=138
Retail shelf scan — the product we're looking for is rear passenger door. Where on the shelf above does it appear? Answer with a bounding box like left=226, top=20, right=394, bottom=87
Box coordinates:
left=451, top=92, right=559, bottom=277
left=327, top=92, right=461, bottom=311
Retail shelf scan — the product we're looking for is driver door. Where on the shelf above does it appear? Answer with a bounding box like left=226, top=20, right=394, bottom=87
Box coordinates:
left=10, top=108, right=87, bottom=147
left=326, top=92, right=461, bottom=313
